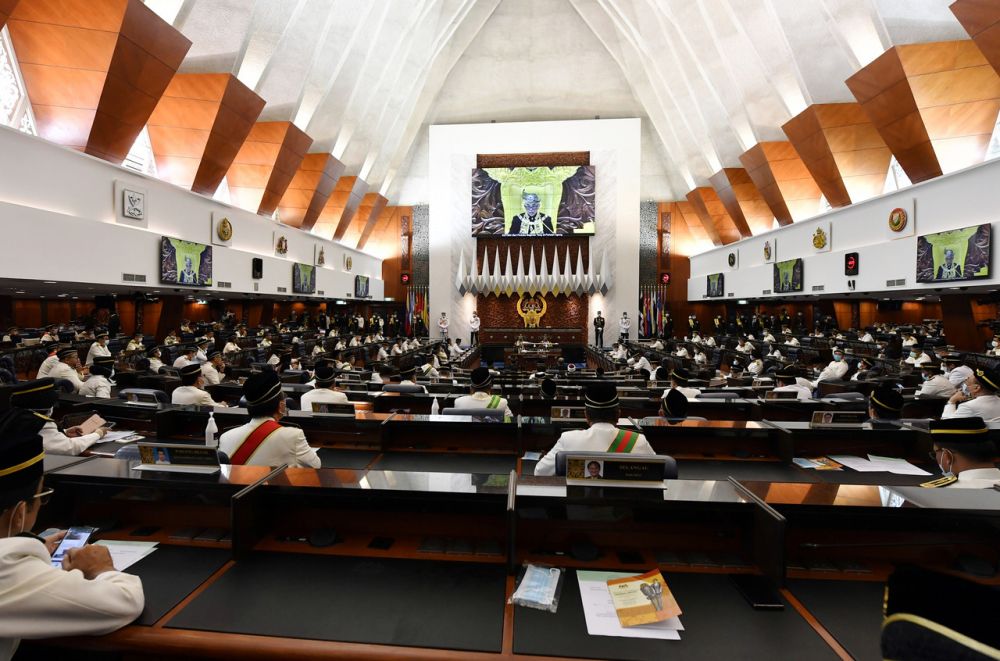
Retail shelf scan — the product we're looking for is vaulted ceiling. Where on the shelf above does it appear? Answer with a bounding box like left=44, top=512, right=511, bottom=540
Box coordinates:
left=4, top=0, right=991, bottom=257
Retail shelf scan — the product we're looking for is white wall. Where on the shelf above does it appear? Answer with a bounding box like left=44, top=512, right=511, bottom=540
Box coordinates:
left=688, top=157, right=1000, bottom=301
left=428, top=118, right=641, bottom=343
left=0, top=124, right=385, bottom=300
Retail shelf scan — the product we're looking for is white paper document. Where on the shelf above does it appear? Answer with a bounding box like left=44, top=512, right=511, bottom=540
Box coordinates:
left=576, top=571, right=683, bottom=640
left=866, top=454, right=932, bottom=476
left=101, top=431, right=143, bottom=444
left=521, top=451, right=542, bottom=461
left=94, top=540, right=158, bottom=571
left=826, top=455, right=885, bottom=472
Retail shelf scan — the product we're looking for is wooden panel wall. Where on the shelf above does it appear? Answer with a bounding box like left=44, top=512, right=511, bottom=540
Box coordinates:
left=323, top=176, right=368, bottom=240
left=952, top=0, right=1000, bottom=79
left=350, top=192, right=388, bottom=249
left=225, top=121, right=313, bottom=216
left=476, top=294, right=588, bottom=335
left=709, top=168, right=774, bottom=236
left=0, top=0, right=20, bottom=29
left=279, top=153, right=344, bottom=230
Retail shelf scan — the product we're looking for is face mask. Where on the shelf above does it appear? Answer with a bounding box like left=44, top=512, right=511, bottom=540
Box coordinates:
left=961, top=383, right=971, bottom=397
left=833, top=355, right=842, bottom=362
left=909, top=352, right=917, bottom=358
left=922, top=373, right=930, bottom=381
left=993, top=341, right=998, bottom=347
left=6, top=501, right=25, bottom=538
left=937, top=450, right=953, bottom=478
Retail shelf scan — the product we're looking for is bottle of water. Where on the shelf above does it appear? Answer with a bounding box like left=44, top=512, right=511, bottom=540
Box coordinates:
left=205, top=411, right=218, bottom=448
left=430, top=397, right=439, bottom=415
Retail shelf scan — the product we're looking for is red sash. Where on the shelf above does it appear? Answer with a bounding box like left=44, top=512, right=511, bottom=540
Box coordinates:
left=230, top=419, right=281, bottom=465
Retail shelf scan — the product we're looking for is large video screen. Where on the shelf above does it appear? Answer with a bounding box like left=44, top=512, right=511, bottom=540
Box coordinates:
left=292, top=263, right=315, bottom=294
left=916, top=223, right=991, bottom=283
left=160, top=237, right=212, bottom=286
left=706, top=273, right=725, bottom=297
left=354, top=275, right=370, bottom=298
left=471, top=165, right=595, bottom=236
left=773, top=258, right=803, bottom=293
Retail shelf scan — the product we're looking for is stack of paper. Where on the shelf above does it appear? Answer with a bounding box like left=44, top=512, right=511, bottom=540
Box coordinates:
left=577, top=571, right=684, bottom=640
left=826, top=455, right=931, bottom=476
left=101, top=431, right=143, bottom=444
left=94, top=540, right=158, bottom=571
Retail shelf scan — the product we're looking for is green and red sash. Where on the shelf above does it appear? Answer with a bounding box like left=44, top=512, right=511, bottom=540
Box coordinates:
left=486, top=395, right=501, bottom=409
left=606, top=429, right=638, bottom=453
left=230, top=419, right=282, bottom=465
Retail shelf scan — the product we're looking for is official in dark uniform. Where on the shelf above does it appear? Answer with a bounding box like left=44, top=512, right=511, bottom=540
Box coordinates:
left=593, top=311, right=605, bottom=348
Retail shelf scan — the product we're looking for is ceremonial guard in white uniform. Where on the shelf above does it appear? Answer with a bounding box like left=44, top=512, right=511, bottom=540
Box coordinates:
left=535, top=382, right=654, bottom=476
left=469, top=312, right=481, bottom=345
left=220, top=370, right=320, bottom=468
left=453, top=367, right=510, bottom=416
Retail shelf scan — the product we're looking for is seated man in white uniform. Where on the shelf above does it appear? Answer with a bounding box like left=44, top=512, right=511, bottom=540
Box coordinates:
left=813, top=347, right=849, bottom=386
left=0, top=409, right=145, bottom=659
left=771, top=370, right=812, bottom=400
left=85, top=332, right=111, bottom=367
left=631, top=352, right=652, bottom=373
left=35, top=342, right=60, bottom=379
left=125, top=333, right=144, bottom=352
left=79, top=355, right=115, bottom=399
left=10, top=379, right=108, bottom=455
left=905, top=345, right=932, bottom=368
left=146, top=346, right=164, bottom=373
left=47, top=347, right=85, bottom=393
left=220, top=370, right=320, bottom=468
left=223, top=338, right=241, bottom=355
left=666, top=367, right=702, bottom=400
left=171, top=363, right=226, bottom=407
left=942, top=366, right=1000, bottom=421
left=673, top=344, right=690, bottom=359
left=942, top=355, right=974, bottom=389
left=172, top=345, right=196, bottom=368
left=917, top=362, right=956, bottom=399
left=398, top=366, right=428, bottom=393
left=921, top=417, right=1000, bottom=488
left=200, top=350, right=225, bottom=386
left=453, top=367, right=511, bottom=416
left=535, top=382, right=655, bottom=476
left=299, top=365, right=349, bottom=411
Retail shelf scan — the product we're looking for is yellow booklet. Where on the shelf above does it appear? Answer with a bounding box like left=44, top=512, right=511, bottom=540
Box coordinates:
left=606, top=569, right=681, bottom=627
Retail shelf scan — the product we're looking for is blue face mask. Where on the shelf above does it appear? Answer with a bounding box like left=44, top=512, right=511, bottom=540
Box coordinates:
left=910, top=352, right=918, bottom=358
left=833, top=355, right=842, bottom=362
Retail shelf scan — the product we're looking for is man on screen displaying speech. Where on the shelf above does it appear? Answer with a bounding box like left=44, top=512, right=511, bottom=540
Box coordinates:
left=509, top=192, right=554, bottom=235
left=936, top=248, right=963, bottom=280
left=179, top=256, right=197, bottom=284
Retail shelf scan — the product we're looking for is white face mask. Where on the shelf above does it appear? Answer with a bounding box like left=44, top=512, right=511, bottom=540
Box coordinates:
left=961, top=383, right=971, bottom=397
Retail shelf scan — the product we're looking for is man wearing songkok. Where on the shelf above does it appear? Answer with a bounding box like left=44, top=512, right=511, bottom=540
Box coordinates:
left=219, top=370, right=320, bottom=468
left=453, top=367, right=511, bottom=416
left=921, top=417, right=1000, bottom=488
left=171, top=363, right=226, bottom=407
left=11, top=379, right=108, bottom=455
left=535, top=382, right=654, bottom=476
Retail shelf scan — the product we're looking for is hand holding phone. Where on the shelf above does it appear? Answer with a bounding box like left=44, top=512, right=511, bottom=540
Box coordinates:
left=50, top=526, right=96, bottom=568
left=62, top=545, right=116, bottom=579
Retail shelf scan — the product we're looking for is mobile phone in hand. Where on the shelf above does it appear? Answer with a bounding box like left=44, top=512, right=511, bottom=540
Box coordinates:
left=51, top=526, right=96, bottom=567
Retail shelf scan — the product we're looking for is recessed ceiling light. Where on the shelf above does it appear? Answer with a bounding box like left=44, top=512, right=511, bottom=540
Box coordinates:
left=57, top=294, right=67, bottom=298
left=43, top=281, right=57, bottom=284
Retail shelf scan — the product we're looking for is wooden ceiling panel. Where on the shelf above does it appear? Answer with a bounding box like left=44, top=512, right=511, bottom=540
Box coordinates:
left=225, top=121, right=312, bottom=217
left=356, top=193, right=389, bottom=249
left=783, top=103, right=892, bottom=206
left=278, top=153, right=344, bottom=232
left=709, top=168, right=769, bottom=236
left=739, top=142, right=822, bottom=225
left=0, top=0, right=21, bottom=29
left=259, top=124, right=312, bottom=217
left=148, top=73, right=263, bottom=192
left=848, top=40, right=1000, bottom=183
left=686, top=187, right=740, bottom=245
left=951, top=0, right=1000, bottom=78
left=329, top=176, right=368, bottom=241
left=8, top=0, right=190, bottom=165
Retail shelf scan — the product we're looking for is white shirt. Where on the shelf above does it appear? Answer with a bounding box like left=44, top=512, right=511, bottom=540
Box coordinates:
left=736, top=343, right=753, bottom=354
left=942, top=395, right=1000, bottom=421
left=391, top=345, right=403, bottom=356
left=79, top=375, right=112, bottom=399
left=223, top=342, right=240, bottom=354
left=39, top=419, right=102, bottom=456
left=438, top=317, right=449, bottom=331
left=171, top=386, right=224, bottom=407
left=164, top=335, right=179, bottom=345
left=219, top=417, right=320, bottom=468
left=650, top=340, right=664, bottom=350
left=815, top=360, right=849, bottom=383
left=40, top=332, right=56, bottom=342
left=950, top=467, right=1000, bottom=489
left=312, top=345, right=325, bottom=356
left=36, top=354, right=59, bottom=379
left=917, top=375, right=956, bottom=399
left=785, top=338, right=800, bottom=346
left=945, top=365, right=973, bottom=388
left=453, top=391, right=511, bottom=416
left=470, top=316, right=481, bottom=331
left=674, top=347, right=689, bottom=358
left=694, top=352, right=707, bottom=365
left=859, top=333, right=874, bottom=343
left=762, top=333, right=776, bottom=343
left=902, top=337, right=917, bottom=347
left=377, top=347, right=389, bottom=360
left=768, top=349, right=783, bottom=360
left=773, top=384, right=812, bottom=400
left=703, top=337, right=716, bottom=347
left=195, top=349, right=208, bottom=364
left=266, top=355, right=280, bottom=366
left=47, top=362, right=83, bottom=393
left=173, top=355, right=192, bottom=368
left=632, top=357, right=652, bottom=373
left=0, top=536, right=144, bottom=661
left=534, top=423, right=654, bottom=476
left=620, top=317, right=631, bottom=330
left=300, top=387, right=349, bottom=411
left=85, top=343, right=110, bottom=366
left=201, top=362, right=223, bottom=386
left=747, top=359, right=764, bottom=375
left=905, top=353, right=931, bottom=367
left=665, top=385, right=701, bottom=400
left=126, top=340, right=143, bottom=352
